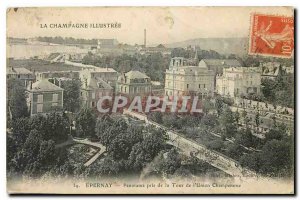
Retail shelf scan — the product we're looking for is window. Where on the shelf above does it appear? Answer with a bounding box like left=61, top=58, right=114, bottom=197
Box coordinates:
left=187, top=84, right=189, bottom=89
left=92, top=92, right=95, bottom=99
left=199, top=84, right=201, bottom=89
left=37, top=104, right=43, bottom=113
left=203, top=84, right=206, bottom=88
left=92, top=101, right=96, bottom=107
left=37, top=94, right=43, bottom=103
left=53, top=94, right=58, bottom=102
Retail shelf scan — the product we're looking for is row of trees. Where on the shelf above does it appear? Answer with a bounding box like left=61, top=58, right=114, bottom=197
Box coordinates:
left=36, top=36, right=98, bottom=45
left=148, top=96, right=293, bottom=177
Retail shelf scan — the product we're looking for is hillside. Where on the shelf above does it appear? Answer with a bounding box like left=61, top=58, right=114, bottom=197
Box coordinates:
left=166, top=37, right=249, bottom=56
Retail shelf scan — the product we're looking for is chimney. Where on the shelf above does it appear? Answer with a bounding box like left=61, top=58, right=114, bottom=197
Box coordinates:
left=144, top=29, right=146, bottom=48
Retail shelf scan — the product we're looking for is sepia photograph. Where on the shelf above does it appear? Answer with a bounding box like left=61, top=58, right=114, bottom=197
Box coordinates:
left=5, top=6, right=295, bottom=194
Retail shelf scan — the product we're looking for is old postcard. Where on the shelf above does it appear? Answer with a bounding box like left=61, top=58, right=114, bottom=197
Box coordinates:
left=6, top=7, right=294, bottom=194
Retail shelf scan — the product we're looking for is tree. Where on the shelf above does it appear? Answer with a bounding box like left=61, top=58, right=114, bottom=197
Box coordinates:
left=226, top=143, right=244, bottom=160
left=215, top=96, right=224, bottom=116
left=240, top=128, right=254, bottom=147
left=8, top=78, right=29, bottom=120
left=75, top=108, right=96, bottom=138
left=259, top=139, right=292, bottom=174
left=239, top=152, right=261, bottom=172
left=207, top=139, right=224, bottom=151
left=201, top=114, right=218, bottom=127
left=220, top=107, right=237, bottom=138
left=30, top=112, right=69, bottom=143
left=234, top=110, right=240, bottom=125
left=95, top=114, right=113, bottom=139
left=10, top=117, right=31, bottom=148
left=255, top=111, right=260, bottom=133
left=265, top=123, right=288, bottom=141
left=160, top=148, right=181, bottom=175
left=203, top=100, right=214, bottom=115
left=8, top=130, right=57, bottom=178
left=97, top=118, right=128, bottom=146
left=61, top=79, right=81, bottom=113
left=128, top=128, right=167, bottom=170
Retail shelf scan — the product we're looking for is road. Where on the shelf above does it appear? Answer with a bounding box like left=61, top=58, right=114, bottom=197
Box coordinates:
left=123, top=109, right=258, bottom=178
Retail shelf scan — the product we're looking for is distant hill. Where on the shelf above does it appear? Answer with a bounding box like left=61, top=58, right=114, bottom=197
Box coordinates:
left=165, top=37, right=249, bottom=56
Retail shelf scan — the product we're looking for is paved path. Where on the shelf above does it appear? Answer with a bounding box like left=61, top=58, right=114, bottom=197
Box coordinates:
left=55, top=135, right=106, bottom=167
left=84, top=148, right=106, bottom=167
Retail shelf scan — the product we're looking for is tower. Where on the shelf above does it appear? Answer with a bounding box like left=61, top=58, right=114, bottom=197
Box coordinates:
left=144, top=29, right=146, bottom=47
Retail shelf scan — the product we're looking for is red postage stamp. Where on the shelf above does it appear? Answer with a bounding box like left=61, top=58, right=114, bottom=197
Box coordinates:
left=249, top=13, right=294, bottom=58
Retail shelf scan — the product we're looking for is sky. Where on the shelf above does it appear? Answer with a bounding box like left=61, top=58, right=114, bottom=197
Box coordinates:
left=7, top=7, right=293, bottom=45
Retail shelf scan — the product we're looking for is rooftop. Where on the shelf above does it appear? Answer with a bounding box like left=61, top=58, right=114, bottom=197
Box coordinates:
left=7, top=67, right=32, bottom=75
left=125, top=70, right=149, bottom=79
left=29, top=79, right=63, bottom=92
left=201, top=59, right=242, bottom=67
left=82, top=77, right=113, bottom=90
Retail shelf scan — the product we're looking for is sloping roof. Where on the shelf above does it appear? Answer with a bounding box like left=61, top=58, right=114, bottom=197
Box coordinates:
left=201, top=59, right=242, bottom=67
left=125, top=70, right=149, bottom=79
left=29, top=80, right=63, bottom=92
left=82, top=77, right=112, bottom=90
left=156, top=44, right=166, bottom=48
left=7, top=67, right=32, bottom=75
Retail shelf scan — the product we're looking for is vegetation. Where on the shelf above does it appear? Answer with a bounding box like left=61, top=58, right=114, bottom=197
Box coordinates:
left=7, top=78, right=29, bottom=120
left=60, top=79, right=81, bottom=113
left=7, top=112, right=69, bottom=178
left=261, top=74, right=294, bottom=108
left=147, top=97, right=294, bottom=177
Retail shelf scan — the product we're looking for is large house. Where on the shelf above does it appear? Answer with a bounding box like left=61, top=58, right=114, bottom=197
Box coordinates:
left=79, top=67, right=118, bottom=91
left=216, top=67, right=261, bottom=98
left=27, top=80, right=64, bottom=115
left=7, top=67, right=35, bottom=87
left=117, top=70, right=152, bottom=98
left=164, top=57, right=215, bottom=98
left=81, top=76, right=114, bottom=108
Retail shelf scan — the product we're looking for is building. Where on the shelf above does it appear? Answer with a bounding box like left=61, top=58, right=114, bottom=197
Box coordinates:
left=198, top=59, right=242, bottom=75
left=164, top=57, right=215, bottom=98
left=260, top=62, right=289, bottom=80
left=80, top=76, right=114, bottom=108
left=216, top=67, right=261, bottom=98
left=79, top=67, right=118, bottom=90
left=35, top=70, right=80, bottom=81
left=139, top=44, right=172, bottom=56
left=117, top=70, right=152, bottom=98
left=27, top=80, right=64, bottom=115
left=6, top=67, right=35, bottom=86
left=97, top=39, right=119, bottom=49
